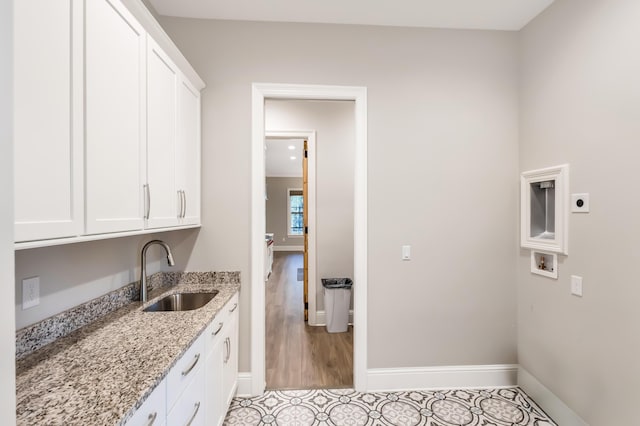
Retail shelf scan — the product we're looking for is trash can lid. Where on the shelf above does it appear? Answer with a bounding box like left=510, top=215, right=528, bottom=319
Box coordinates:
left=321, top=278, right=353, bottom=289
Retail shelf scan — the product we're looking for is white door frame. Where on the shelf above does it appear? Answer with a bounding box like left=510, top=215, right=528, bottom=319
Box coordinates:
left=265, top=130, right=319, bottom=325
left=251, top=83, right=368, bottom=395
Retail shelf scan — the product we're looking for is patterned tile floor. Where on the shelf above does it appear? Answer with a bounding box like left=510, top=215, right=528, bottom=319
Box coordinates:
left=224, top=388, right=556, bottom=425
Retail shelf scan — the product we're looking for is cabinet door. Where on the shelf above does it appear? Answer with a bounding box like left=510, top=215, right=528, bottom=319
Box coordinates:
left=222, top=301, right=239, bottom=407
left=166, top=334, right=205, bottom=409
left=85, top=0, right=146, bottom=235
left=124, top=378, right=166, bottom=426
left=176, top=76, right=201, bottom=226
left=14, top=0, right=83, bottom=242
left=146, top=38, right=179, bottom=229
left=167, top=371, right=205, bottom=426
left=205, top=333, right=225, bottom=426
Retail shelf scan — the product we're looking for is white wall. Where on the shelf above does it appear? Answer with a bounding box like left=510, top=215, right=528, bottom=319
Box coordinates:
left=158, top=18, right=520, bottom=372
left=266, top=100, right=355, bottom=312
left=519, top=0, right=640, bottom=423
left=1, top=0, right=16, bottom=421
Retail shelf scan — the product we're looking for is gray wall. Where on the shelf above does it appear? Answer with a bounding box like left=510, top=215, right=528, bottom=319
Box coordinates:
left=1, top=0, right=16, bottom=420
left=519, top=0, right=640, bottom=423
left=14, top=229, right=199, bottom=329
left=266, top=100, right=355, bottom=313
left=158, top=18, right=520, bottom=371
left=266, top=177, right=303, bottom=248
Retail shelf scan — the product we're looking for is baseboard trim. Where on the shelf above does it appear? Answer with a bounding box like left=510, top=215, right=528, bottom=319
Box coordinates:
left=367, top=364, right=518, bottom=392
left=273, top=245, right=304, bottom=252
left=236, top=373, right=254, bottom=397
left=518, top=367, right=587, bottom=426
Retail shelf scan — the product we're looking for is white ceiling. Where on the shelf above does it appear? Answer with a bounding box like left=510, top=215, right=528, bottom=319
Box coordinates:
left=149, top=0, right=554, bottom=31
left=265, top=138, right=304, bottom=177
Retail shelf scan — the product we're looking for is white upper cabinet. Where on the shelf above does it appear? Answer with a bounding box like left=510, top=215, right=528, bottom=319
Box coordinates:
left=85, top=0, right=146, bottom=235
left=176, top=77, right=202, bottom=226
left=146, top=39, right=201, bottom=228
left=14, top=0, right=84, bottom=242
left=146, top=38, right=179, bottom=229
left=13, top=0, right=204, bottom=248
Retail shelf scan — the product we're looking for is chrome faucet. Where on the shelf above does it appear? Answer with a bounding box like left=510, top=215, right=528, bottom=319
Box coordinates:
left=140, top=240, right=175, bottom=302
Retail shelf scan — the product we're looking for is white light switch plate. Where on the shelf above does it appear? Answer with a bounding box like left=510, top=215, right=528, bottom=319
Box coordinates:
left=402, top=245, right=411, bottom=260
left=571, top=275, right=583, bottom=297
left=22, top=276, right=40, bottom=309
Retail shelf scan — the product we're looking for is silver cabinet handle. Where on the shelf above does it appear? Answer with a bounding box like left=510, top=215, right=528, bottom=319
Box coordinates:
left=212, top=322, right=224, bottom=336
left=181, top=190, right=186, bottom=218
left=181, top=353, right=200, bottom=376
left=177, top=190, right=183, bottom=219
left=145, top=412, right=157, bottom=426
left=229, top=303, right=238, bottom=313
left=143, top=184, right=150, bottom=219
left=224, top=337, right=230, bottom=364
left=185, top=401, right=201, bottom=426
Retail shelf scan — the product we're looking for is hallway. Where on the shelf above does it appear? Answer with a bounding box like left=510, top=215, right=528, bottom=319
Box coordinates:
left=266, top=252, right=353, bottom=389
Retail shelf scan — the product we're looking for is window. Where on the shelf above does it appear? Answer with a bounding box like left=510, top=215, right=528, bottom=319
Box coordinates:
left=288, top=189, right=304, bottom=236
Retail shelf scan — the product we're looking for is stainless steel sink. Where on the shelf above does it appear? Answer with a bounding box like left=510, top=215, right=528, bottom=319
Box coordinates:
left=143, top=291, right=218, bottom=312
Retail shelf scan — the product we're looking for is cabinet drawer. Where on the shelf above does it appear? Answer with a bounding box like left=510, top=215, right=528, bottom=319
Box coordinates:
left=204, top=294, right=239, bottom=356
left=166, top=334, right=204, bottom=409
left=125, top=378, right=166, bottom=426
left=204, top=310, right=228, bottom=357
left=167, top=370, right=205, bottom=426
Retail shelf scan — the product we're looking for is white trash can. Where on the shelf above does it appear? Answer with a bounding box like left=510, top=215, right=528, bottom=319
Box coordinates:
left=322, top=278, right=353, bottom=333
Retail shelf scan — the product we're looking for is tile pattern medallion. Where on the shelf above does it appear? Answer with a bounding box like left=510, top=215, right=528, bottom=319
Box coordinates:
left=225, top=388, right=556, bottom=426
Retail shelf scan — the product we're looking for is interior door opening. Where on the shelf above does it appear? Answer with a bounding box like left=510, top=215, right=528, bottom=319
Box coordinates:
left=263, top=98, right=356, bottom=390
left=250, top=83, right=368, bottom=396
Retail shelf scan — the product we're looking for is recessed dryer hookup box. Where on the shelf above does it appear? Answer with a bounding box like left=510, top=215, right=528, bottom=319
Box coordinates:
left=521, top=164, right=569, bottom=255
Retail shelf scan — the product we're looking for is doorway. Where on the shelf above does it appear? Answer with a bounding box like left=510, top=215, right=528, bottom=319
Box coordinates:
left=250, top=83, right=368, bottom=396
left=264, top=131, right=317, bottom=324
left=264, top=118, right=354, bottom=389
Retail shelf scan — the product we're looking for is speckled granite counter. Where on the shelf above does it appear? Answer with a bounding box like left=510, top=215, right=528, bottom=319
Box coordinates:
left=16, top=272, right=241, bottom=426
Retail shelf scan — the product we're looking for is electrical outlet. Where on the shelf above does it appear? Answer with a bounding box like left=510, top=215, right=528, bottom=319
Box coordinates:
left=571, top=275, right=583, bottom=297
left=571, top=193, right=590, bottom=213
left=22, top=276, right=40, bottom=309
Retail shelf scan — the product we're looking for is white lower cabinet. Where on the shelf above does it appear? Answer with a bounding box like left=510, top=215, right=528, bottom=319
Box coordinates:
left=167, top=371, right=205, bottom=426
left=124, top=294, right=238, bottom=426
left=222, top=301, right=239, bottom=408
left=167, top=332, right=204, bottom=408
left=205, top=323, right=226, bottom=426
left=204, top=294, right=239, bottom=425
left=124, top=378, right=166, bottom=426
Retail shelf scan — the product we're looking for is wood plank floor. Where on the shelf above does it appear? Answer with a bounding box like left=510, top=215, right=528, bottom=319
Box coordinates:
left=266, top=252, right=353, bottom=390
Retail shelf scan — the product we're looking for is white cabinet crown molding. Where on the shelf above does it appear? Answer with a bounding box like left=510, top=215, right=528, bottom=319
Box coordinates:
left=120, top=0, right=205, bottom=90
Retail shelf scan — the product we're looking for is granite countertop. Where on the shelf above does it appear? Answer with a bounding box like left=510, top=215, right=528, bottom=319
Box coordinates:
left=16, top=276, right=241, bottom=426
